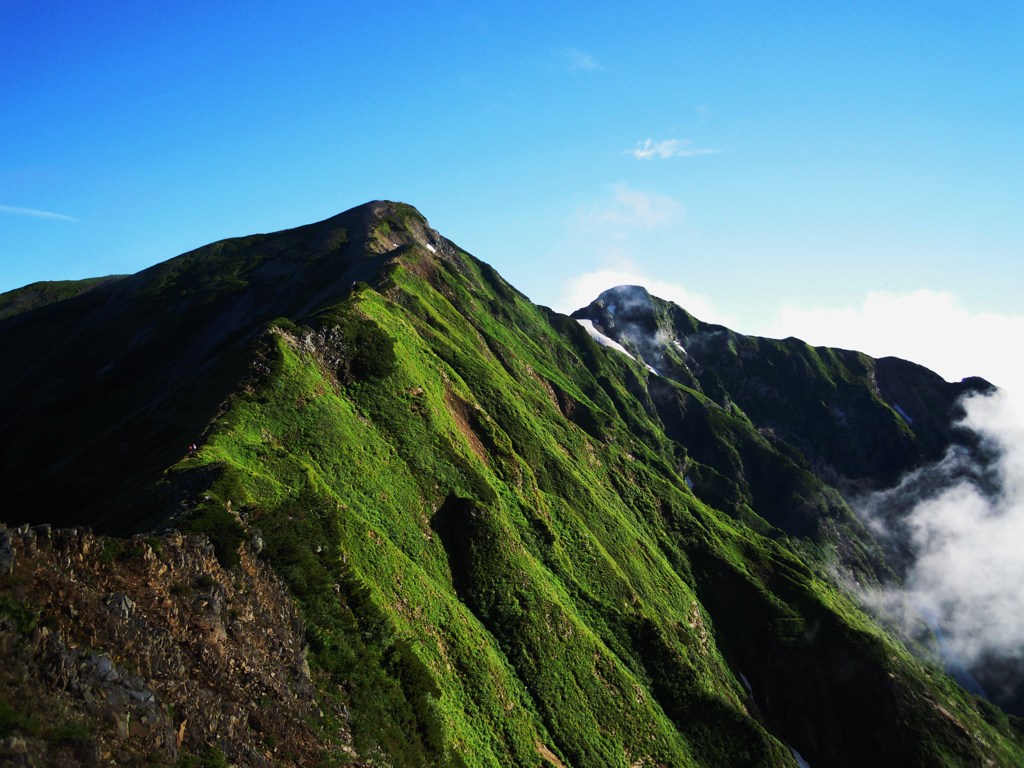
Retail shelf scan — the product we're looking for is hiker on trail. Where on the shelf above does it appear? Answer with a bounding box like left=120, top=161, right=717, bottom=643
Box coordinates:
left=188, top=443, right=198, bottom=456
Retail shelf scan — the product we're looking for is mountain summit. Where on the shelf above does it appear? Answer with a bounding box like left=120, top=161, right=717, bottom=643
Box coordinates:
left=0, top=201, right=437, bottom=530
left=1, top=202, right=1020, bottom=766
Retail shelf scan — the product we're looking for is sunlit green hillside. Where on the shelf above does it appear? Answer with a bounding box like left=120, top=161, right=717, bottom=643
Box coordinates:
left=1, top=202, right=1019, bottom=767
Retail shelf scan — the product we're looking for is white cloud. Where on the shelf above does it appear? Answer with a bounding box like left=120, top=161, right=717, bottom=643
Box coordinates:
left=750, top=286, right=1024, bottom=689
left=558, top=265, right=735, bottom=325
left=556, top=47, right=603, bottom=72
left=576, top=183, right=682, bottom=228
left=754, top=289, right=1024, bottom=394
left=0, top=204, right=78, bottom=222
left=631, top=138, right=718, bottom=160
left=558, top=186, right=717, bottom=318
left=856, top=388, right=1024, bottom=693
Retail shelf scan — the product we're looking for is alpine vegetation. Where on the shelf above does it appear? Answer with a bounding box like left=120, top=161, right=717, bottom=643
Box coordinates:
left=1, top=202, right=1021, bottom=767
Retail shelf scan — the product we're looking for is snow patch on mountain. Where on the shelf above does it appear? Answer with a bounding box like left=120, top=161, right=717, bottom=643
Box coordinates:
left=577, top=319, right=636, bottom=360
left=739, top=671, right=752, bottom=695
left=893, top=402, right=913, bottom=424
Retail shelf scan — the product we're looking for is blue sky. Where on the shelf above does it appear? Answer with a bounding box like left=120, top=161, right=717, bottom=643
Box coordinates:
left=3, top=1, right=1022, bottom=388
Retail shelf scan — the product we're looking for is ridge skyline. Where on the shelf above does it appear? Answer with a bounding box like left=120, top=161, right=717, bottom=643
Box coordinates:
left=0, top=198, right=1011, bottom=393
left=4, top=2, right=1020, bottom=403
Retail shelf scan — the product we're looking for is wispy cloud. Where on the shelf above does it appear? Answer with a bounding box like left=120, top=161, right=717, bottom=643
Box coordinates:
left=0, top=204, right=79, bottom=222
left=630, top=138, right=718, bottom=160
left=556, top=47, right=603, bottom=72
left=853, top=387, right=1024, bottom=702
left=577, top=183, right=681, bottom=228
left=757, top=284, right=1024, bottom=694
left=557, top=186, right=710, bottom=317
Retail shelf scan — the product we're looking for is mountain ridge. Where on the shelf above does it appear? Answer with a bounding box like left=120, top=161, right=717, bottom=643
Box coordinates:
left=571, top=285, right=994, bottom=539
left=0, top=201, right=436, bottom=531
left=1, top=201, right=1021, bottom=766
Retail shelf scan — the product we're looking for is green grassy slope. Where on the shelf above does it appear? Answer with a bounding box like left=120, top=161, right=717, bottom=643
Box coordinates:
left=3, top=202, right=1021, bottom=766
left=0, top=204, right=390, bottom=530
left=167, top=205, right=1022, bottom=766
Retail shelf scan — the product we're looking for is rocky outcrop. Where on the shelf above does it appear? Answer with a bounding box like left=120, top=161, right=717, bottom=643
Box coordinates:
left=0, top=523, right=359, bottom=767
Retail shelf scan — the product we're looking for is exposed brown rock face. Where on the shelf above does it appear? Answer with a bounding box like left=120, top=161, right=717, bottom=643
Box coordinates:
left=0, top=523, right=358, bottom=767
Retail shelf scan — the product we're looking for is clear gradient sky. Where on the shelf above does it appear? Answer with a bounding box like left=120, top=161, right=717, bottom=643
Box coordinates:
left=3, top=2, right=1022, bottom=389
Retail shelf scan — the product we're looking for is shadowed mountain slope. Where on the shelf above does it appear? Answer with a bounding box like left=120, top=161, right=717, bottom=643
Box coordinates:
left=0, top=202, right=424, bottom=531
left=572, top=285, right=990, bottom=491
left=1, top=202, right=1020, bottom=766
left=570, top=286, right=994, bottom=567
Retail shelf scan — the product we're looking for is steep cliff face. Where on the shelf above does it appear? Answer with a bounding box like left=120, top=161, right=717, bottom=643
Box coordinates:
left=1, top=202, right=1021, bottom=766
